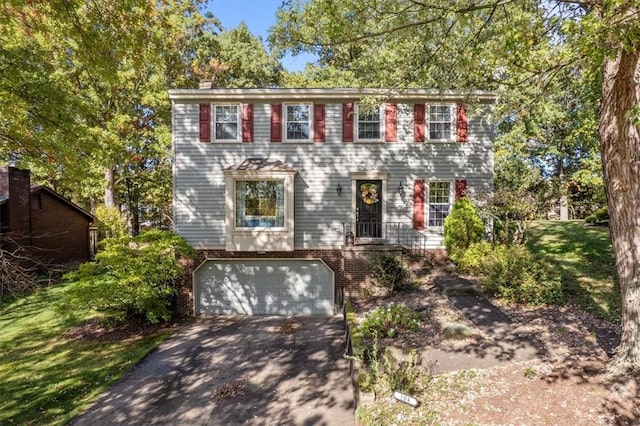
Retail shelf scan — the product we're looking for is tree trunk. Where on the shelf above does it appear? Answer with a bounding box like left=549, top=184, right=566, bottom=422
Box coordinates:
left=558, top=159, right=569, bottom=220
left=599, top=46, right=640, bottom=375
left=104, top=167, right=116, bottom=208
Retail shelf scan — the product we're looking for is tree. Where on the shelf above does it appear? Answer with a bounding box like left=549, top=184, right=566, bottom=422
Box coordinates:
left=206, top=22, right=282, bottom=88
left=499, top=66, right=602, bottom=220
left=271, top=0, right=640, bottom=374
left=491, top=141, right=553, bottom=244
left=1, top=0, right=220, bottom=229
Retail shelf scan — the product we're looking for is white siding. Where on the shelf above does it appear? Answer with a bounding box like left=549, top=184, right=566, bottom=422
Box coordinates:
left=173, top=100, right=493, bottom=249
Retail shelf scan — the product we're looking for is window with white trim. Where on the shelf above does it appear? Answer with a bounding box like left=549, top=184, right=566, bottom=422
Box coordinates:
left=285, top=104, right=311, bottom=141
left=356, top=104, right=382, bottom=141
left=428, top=105, right=453, bottom=141
left=427, top=181, right=452, bottom=227
left=235, top=180, right=285, bottom=228
left=214, top=105, right=239, bottom=141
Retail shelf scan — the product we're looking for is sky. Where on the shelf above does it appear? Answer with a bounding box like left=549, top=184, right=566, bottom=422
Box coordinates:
left=205, top=0, right=316, bottom=72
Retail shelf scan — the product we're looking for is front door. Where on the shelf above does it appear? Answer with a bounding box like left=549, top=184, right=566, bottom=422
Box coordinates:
left=355, top=179, right=382, bottom=238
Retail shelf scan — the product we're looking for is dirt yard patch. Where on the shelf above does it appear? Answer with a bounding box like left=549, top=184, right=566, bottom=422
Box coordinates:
left=353, top=276, right=639, bottom=425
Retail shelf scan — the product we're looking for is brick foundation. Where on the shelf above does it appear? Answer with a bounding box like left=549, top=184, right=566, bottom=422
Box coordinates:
left=175, top=246, right=444, bottom=317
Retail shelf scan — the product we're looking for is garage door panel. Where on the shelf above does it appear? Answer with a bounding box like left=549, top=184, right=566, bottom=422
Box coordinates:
left=195, top=259, right=334, bottom=316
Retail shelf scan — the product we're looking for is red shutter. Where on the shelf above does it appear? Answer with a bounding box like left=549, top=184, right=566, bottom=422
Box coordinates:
left=385, top=103, right=397, bottom=142
left=199, top=103, right=210, bottom=143
left=455, top=179, right=468, bottom=200
left=414, top=103, right=425, bottom=142
left=313, top=103, right=325, bottom=142
left=342, top=103, right=354, bottom=142
left=413, top=179, right=425, bottom=230
left=270, top=104, right=282, bottom=142
left=242, top=103, right=253, bottom=143
left=456, top=104, right=468, bottom=143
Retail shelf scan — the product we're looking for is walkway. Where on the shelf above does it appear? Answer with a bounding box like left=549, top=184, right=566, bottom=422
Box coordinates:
left=425, top=275, right=546, bottom=374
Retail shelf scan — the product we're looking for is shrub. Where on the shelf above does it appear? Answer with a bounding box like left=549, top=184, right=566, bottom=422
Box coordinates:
left=444, top=198, right=485, bottom=263
left=458, top=242, right=564, bottom=305
left=357, top=340, right=423, bottom=395
left=368, top=253, right=408, bottom=293
left=585, top=205, right=609, bottom=224
left=455, top=240, right=494, bottom=276
left=380, top=347, right=421, bottom=394
left=64, top=230, right=196, bottom=323
left=359, top=303, right=421, bottom=339
left=94, top=205, right=128, bottom=238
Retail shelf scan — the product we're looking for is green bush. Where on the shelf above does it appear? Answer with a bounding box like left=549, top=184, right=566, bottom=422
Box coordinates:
left=359, top=303, right=421, bottom=339
left=585, top=205, right=609, bottom=224
left=444, top=198, right=485, bottom=263
left=94, top=205, right=128, bottom=238
left=455, top=240, right=494, bottom=276
left=458, top=242, right=564, bottom=305
left=64, top=230, right=196, bottom=323
left=368, top=253, right=408, bottom=293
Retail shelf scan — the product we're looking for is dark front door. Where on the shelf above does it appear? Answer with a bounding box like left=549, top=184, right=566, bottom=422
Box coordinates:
left=356, top=179, right=382, bottom=238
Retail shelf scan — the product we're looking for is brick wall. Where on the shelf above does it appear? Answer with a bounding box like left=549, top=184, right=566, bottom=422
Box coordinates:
left=0, top=166, right=31, bottom=245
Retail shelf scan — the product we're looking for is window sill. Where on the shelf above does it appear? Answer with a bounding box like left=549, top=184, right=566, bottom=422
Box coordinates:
left=282, top=140, right=313, bottom=144
left=426, top=139, right=456, bottom=143
left=233, top=227, right=287, bottom=232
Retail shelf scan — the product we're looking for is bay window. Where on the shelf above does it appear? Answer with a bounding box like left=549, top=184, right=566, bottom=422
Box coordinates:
left=235, top=180, right=285, bottom=228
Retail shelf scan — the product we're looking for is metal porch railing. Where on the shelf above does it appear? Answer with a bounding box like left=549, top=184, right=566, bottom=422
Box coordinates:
left=342, top=221, right=431, bottom=257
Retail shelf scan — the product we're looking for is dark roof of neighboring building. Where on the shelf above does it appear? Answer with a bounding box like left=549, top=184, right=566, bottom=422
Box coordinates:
left=224, top=158, right=297, bottom=172
left=30, top=186, right=94, bottom=221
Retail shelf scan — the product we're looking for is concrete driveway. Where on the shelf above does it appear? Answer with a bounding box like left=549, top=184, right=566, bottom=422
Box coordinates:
left=72, top=316, right=355, bottom=426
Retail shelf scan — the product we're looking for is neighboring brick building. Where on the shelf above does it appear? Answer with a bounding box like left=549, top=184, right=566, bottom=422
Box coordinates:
left=0, top=166, right=94, bottom=266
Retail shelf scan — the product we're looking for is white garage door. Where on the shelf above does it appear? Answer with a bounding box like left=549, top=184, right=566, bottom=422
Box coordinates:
left=194, top=259, right=334, bottom=315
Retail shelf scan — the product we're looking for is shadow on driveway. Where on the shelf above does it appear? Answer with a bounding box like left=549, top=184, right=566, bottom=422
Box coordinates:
left=72, top=316, right=355, bottom=426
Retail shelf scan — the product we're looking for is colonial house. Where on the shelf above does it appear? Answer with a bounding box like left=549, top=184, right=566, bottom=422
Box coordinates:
left=0, top=166, right=95, bottom=266
left=170, top=88, right=495, bottom=316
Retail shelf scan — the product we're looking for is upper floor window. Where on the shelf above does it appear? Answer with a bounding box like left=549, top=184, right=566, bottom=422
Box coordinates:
left=285, top=104, right=311, bottom=141
left=214, top=105, right=239, bottom=141
left=356, top=104, right=382, bottom=141
left=427, top=181, right=452, bottom=227
left=428, top=105, right=453, bottom=141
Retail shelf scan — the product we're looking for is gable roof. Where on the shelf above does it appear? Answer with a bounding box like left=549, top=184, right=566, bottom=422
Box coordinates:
left=30, top=186, right=94, bottom=222
left=224, top=158, right=297, bottom=172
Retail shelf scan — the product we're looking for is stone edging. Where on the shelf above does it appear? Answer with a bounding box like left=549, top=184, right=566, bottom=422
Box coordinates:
left=344, top=301, right=374, bottom=425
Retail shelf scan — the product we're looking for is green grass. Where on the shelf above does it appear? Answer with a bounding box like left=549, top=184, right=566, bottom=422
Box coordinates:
left=0, top=281, right=175, bottom=425
left=526, top=220, right=620, bottom=322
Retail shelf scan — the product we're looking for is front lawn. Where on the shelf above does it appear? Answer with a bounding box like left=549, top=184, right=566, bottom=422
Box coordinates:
left=526, top=220, right=620, bottom=322
left=0, top=280, right=175, bottom=425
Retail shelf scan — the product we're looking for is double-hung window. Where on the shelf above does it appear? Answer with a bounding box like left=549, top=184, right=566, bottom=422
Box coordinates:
left=214, top=105, right=239, bottom=141
left=235, top=180, right=285, bottom=228
left=428, top=105, right=453, bottom=141
left=428, top=181, right=451, bottom=227
left=356, top=104, right=382, bottom=141
left=285, top=104, right=311, bottom=141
